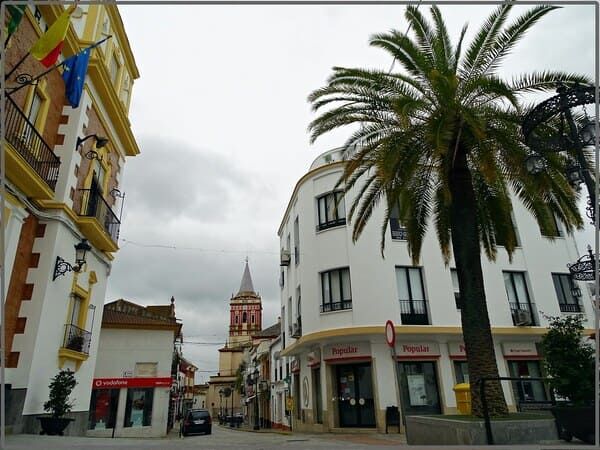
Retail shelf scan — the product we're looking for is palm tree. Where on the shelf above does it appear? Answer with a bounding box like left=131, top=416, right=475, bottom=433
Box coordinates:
left=308, top=4, right=590, bottom=417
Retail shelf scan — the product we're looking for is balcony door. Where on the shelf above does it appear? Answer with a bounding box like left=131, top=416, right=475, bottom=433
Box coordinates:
left=87, top=160, right=106, bottom=217
left=396, top=267, right=429, bottom=325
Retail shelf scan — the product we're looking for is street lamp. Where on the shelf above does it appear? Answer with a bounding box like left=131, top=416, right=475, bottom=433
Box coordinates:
left=53, top=238, right=91, bottom=281
left=524, top=152, right=545, bottom=175
left=76, top=134, right=109, bottom=161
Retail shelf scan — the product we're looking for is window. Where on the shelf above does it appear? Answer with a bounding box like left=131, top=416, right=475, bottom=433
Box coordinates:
left=69, top=294, right=83, bottom=326
left=120, top=75, right=131, bottom=106
left=28, top=92, right=43, bottom=129
left=317, top=191, right=346, bottom=230
left=251, top=314, right=255, bottom=324
left=287, top=297, right=292, bottom=333
left=508, top=360, right=548, bottom=403
left=110, top=52, right=120, bottom=85
left=396, top=266, right=429, bottom=325
left=390, top=203, right=408, bottom=240
left=503, top=271, right=536, bottom=325
left=552, top=273, right=583, bottom=313
left=124, top=388, right=153, bottom=427
left=242, top=312, right=247, bottom=323
left=279, top=269, right=284, bottom=289
left=495, top=216, right=520, bottom=247
left=320, top=267, right=352, bottom=312
left=293, top=217, right=300, bottom=264
left=454, top=361, right=469, bottom=384
left=541, top=214, right=563, bottom=238
left=450, top=269, right=461, bottom=309
left=88, top=389, right=119, bottom=429
left=296, top=285, right=301, bottom=322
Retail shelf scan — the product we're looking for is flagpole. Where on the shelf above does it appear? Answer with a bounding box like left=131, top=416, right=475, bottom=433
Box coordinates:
left=6, top=35, right=112, bottom=96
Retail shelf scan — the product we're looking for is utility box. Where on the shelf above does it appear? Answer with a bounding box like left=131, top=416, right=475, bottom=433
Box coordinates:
left=453, top=383, right=471, bottom=415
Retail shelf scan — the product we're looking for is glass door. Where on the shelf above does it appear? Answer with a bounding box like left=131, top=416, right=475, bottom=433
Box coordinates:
left=508, top=360, right=547, bottom=404
left=336, top=363, right=375, bottom=427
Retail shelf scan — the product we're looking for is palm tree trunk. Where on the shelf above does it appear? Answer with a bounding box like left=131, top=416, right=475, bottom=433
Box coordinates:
left=449, top=146, right=509, bottom=417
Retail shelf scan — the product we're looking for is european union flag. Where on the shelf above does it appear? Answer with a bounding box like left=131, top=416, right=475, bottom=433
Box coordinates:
left=62, top=47, right=91, bottom=108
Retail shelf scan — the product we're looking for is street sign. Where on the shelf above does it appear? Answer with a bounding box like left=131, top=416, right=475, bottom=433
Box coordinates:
left=385, top=320, right=396, bottom=348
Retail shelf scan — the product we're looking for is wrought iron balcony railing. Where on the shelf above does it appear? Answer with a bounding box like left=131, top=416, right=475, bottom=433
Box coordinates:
left=399, top=299, right=430, bottom=325
left=320, top=300, right=352, bottom=313
left=5, top=95, right=60, bottom=189
left=63, top=323, right=92, bottom=355
left=558, top=303, right=584, bottom=313
left=510, top=302, right=538, bottom=326
left=77, top=189, right=120, bottom=243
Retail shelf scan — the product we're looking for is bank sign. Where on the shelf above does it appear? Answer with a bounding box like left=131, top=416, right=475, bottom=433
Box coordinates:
left=92, top=377, right=172, bottom=389
left=395, top=342, right=440, bottom=359
left=323, top=342, right=371, bottom=361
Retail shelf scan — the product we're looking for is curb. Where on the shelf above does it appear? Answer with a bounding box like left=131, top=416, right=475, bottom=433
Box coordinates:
left=218, top=424, right=293, bottom=435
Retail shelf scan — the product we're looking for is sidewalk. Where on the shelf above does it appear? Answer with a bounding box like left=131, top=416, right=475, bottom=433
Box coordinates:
left=218, top=423, right=292, bottom=435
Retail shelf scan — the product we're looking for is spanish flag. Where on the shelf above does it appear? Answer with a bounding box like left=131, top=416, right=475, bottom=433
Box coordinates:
left=30, top=6, right=75, bottom=67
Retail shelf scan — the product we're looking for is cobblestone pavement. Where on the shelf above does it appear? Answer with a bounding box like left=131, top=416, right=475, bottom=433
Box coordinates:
left=3, top=424, right=587, bottom=450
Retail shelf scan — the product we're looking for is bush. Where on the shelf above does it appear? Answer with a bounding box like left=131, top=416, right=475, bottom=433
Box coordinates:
left=540, top=314, right=594, bottom=406
left=43, top=369, right=77, bottom=418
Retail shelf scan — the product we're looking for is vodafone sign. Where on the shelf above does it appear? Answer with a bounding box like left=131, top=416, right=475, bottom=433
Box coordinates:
left=92, top=377, right=171, bottom=389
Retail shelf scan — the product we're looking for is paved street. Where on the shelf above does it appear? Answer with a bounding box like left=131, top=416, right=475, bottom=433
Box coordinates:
left=2, top=424, right=588, bottom=450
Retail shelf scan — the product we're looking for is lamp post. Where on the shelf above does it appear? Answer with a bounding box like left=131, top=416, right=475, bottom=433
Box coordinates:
left=53, top=238, right=92, bottom=281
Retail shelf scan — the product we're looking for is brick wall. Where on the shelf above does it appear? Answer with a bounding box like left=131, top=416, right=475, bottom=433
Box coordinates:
left=4, top=215, right=42, bottom=368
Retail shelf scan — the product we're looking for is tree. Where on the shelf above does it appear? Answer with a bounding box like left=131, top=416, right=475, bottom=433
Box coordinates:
left=540, top=314, right=594, bottom=405
left=44, top=370, right=77, bottom=418
left=308, top=4, right=589, bottom=416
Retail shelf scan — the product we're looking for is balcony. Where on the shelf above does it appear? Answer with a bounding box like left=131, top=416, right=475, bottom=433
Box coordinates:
left=559, top=303, right=584, bottom=313
left=510, top=302, right=538, bottom=326
left=75, top=189, right=120, bottom=252
left=4, top=95, right=60, bottom=199
left=399, top=300, right=430, bottom=325
left=62, top=323, right=92, bottom=355
left=320, top=300, right=352, bottom=313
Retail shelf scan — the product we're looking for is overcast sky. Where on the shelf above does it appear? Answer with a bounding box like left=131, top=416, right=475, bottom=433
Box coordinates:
left=107, top=3, right=596, bottom=383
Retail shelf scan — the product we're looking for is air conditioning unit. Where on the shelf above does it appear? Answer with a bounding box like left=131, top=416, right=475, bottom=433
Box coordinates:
left=280, top=249, right=291, bottom=266
left=514, top=310, right=532, bottom=326
left=291, top=322, right=302, bottom=338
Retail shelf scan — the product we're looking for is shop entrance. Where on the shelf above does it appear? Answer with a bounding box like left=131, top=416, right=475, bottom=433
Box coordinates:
left=397, top=361, right=441, bottom=418
left=507, top=360, right=548, bottom=404
left=336, top=363, right=375, bottom=427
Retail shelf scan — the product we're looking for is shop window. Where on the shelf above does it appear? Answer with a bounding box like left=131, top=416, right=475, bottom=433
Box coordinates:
left=396, top=266, right=429, bottom=325
left=552, top=273, right=584, bottom=313
left=124, top=388, right=153, bottom=427
left=389, top=202, right=408, bottom=240
left=316, top=191, right=346, bottom=231
left=320, top=267, right=352, bottom=313
left=88, top=389, right=119, bottom=429
left=454, top=361, right=469, bottom=384
left=507, top=360, right=548, bottom=404
left=397, top=361, right=441, bottom=416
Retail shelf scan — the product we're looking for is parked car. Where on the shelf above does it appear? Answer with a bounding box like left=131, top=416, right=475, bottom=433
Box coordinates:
left=182, top=409, right=212, bottom=436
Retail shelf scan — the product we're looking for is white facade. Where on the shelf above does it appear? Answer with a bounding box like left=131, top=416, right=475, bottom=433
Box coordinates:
left=269, top=337, right=292, bottom=430
left=278, top=148, right=594, bottom=432
left=87, top=327, right=174, bottom=438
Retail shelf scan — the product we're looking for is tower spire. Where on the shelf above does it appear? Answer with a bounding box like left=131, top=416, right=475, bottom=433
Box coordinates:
left=237, top=259, right=255, bottom=295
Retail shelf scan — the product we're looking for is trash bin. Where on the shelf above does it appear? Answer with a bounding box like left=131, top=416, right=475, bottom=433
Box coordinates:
left=453, top=383, right=471, bottom=415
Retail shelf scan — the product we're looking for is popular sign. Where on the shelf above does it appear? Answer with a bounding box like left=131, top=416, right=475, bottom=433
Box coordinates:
left=323, top=342, right=371, bottom=361
left=92, top=377, right=172, bottom=389
left=448, top=342, right=467, bottom=358
left=395, top=342, right=440, bottom=359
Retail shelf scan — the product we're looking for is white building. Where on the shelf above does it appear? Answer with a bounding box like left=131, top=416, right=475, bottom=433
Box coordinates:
left=87, top=299, right=181, bottom=438
left=278, top=148, right=595, bottom=433
left=269, top=336, right=293, bottom=431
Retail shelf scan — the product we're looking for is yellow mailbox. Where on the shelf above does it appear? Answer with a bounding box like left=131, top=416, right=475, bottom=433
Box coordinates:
left=453, top=383, right=471, bottom=415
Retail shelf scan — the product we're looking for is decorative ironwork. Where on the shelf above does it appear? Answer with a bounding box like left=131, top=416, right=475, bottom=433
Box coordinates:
left=399, top=299, right=429, bottom=325
left=509, top=301, right=537, bottom=326
left=63, top=323, right=92, bottom=355
left=568, top=246, right=596, bottom=281
left=53, top=256, right=75, bottom=281
left=15, top=73, right=34, bottom=85
left=76, top=189, right=121, bottom=243
left=4, top=95, right=60, bottom=189
left=522, top=83, right=596, bottom=144
left=320, top=300, right=352, bottom=313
